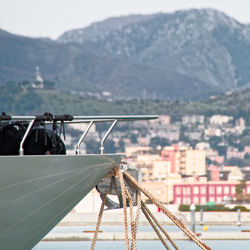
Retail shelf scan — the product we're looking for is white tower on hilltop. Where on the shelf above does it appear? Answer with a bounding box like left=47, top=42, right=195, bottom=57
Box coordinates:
left=35, top=66, right=44, bottom=88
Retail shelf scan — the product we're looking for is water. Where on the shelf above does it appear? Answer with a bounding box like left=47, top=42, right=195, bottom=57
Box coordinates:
left=33, top=225, right=250, bottom=249
left=34, top=240, right=250, bottom=250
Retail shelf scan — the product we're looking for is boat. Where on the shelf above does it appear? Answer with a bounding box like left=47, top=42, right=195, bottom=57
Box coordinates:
left=0, top=114, right=158, bottom=249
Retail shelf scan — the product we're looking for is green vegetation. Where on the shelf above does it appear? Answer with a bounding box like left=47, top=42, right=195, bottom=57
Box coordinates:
left=179, top=204, right=250, bottom=212
left=225, top=158, right=250, bottom=168
left=0, top=81, right=250, bottom=126
left=235, top=180, right=250, bottom=202
left=150, top=137, right=170, bottom=148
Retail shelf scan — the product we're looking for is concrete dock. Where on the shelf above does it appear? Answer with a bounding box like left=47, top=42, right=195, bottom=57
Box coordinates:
left=49, top=205, right=250, bottom=241
left=60, top=209, right=250, bottom=226
left=43, top=232, right=250, bottom=241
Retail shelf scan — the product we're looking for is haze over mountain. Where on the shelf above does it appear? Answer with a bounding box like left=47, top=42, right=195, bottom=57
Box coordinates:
left=1, top=8, right=250, bottom=100
left=59, top=8, right=250, bottom=91
left=0, top=25, right=214, bottom=100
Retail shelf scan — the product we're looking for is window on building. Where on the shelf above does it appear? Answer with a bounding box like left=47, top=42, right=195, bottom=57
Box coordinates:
left=217, top=196, right=222, bottom=202
left=209, top=197, right=215, bottom=202
left=224, top=186, right=229, bottom=194
left=231, top=186, right=235, bottom=194
left=201, top=187, right=206, bottom=194
left=217, top=186, right=222, bottom=194
left=201, top=197, right=206, bottom=204
left=194, top=197, right=199, bottom=204
left=194, top=187, right=199, bottom=194
left=209, top=186, right=214, bottom=194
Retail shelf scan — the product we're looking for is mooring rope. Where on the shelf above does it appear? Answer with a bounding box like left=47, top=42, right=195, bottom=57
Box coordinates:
left=117, top=168, right=130, bottom=250
left=141, top=201, right=179, bottom=250
left=141, top=204, right=171, bottom=250
left=91, top=166, right=211, bottom=250
left=123, top=171, right=211, bottom=250
left=124, top=186, right=137, bottom=249
left=90, top=194, right=107, bottom=250
left=134, top=191, right=141, bottom=237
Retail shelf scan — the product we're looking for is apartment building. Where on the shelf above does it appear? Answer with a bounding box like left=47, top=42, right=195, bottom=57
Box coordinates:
left=161, top=145, right=206, bottom=175
left=173, top=181, right=250, bottom=204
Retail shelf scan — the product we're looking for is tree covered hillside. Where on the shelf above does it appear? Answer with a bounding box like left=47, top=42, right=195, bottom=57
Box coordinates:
left=1, top=81, right=249, bottom=125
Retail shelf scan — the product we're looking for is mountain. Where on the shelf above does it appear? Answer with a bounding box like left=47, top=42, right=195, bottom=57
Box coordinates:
left=58, top=9, right=250, bottom=91
left=0, top=28, right=215, bottom=100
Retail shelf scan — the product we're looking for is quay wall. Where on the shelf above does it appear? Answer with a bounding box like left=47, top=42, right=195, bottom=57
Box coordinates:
left=61, top=207, right=250, bottom=226
left=43, top=232, right=250, bottom=241
left=63, top=193, right=250, bottom=226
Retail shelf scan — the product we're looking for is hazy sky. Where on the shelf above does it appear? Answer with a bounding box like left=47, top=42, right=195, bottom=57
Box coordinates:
left=1, top=0, right=250, bottom=39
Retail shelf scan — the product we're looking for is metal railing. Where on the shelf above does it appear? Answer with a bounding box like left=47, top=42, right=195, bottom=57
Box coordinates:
left=0, top=114, right=158, bottom=155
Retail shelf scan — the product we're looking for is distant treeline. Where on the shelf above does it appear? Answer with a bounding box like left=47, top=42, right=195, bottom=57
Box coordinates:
left=0, top=81, right=250, bottom=125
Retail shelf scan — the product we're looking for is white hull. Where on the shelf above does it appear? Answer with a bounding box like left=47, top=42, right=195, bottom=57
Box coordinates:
left=0, top=154, right=122, bottom=250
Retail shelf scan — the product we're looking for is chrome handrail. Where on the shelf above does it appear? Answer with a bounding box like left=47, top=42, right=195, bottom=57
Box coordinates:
left=100, top=120, right=118, bottom=154
left=11, top=115, right=158, bottom=122
left=1, top=115, right=159, bottom=155
left=76, top=121, right=94, bottom=155
left=19, top=119, right=35, bottom=155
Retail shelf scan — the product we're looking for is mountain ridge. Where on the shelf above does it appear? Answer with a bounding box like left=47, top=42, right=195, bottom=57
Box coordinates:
left=1, top=8, right=250, bottom=100
left=0, top=28, right=216, bottom=100
left=58, top=8, right=250, bottom=91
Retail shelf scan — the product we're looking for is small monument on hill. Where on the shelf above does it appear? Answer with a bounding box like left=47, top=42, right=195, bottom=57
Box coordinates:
left=31, top=66, right=44, bottom=89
